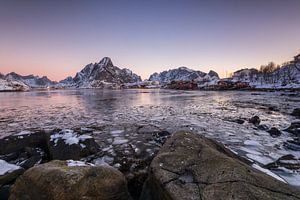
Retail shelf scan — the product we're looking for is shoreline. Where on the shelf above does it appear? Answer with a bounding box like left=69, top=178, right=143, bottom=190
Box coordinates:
left=1, top=130, right=300, bottom=199
left=1, top=87, right=300, bottom=93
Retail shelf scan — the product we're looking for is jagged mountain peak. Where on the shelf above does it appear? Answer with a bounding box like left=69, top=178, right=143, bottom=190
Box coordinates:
left=69, top=57, right=141, bottom=88
left=98, top=57, right=113, bottom=66
left=208, top=70, right=219, bottom=78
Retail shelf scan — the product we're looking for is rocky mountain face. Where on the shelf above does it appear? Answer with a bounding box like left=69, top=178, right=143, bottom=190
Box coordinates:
left=4, top=72, right=57, bottom=88
left=148, top=67, right=219, bottom=85
left=0, top=79, right=30, bottom=92
left=62, top=57, right=142, bottom=88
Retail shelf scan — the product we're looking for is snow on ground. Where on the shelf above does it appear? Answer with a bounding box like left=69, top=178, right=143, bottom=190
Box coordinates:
left=67, top=160, right=94, bottom=167
left=50, top=129, right=92, bottom=146
left=0, top=159, right=21, bottom=175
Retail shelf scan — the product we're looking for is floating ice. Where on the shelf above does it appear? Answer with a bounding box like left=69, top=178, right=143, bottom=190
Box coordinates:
left=14, top=130, right=31, bottom=136
left=112, top=138, right=128, bottom=145
left=252, top=164, right=286, bottom=183
left=93, top=156, right=114, bottom=166
left=244, top=140, right=262, bottom=146
left=67, top=160, right=94, bottom=167
left=240, top=147, right=262, bottom=155
left=50, top=129, right=92, bottom=146
left=111, top=130, right=124, bottom=135
left=0, top=159, right=21, bottom=175
left=246, top=154, right=273, bottom=165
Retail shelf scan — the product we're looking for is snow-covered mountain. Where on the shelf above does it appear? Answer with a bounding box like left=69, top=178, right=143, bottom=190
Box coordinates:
left=148, top=67, right=219, bottom=85
left=232, top=68, right=259, bottom=82
left=0, top=78, right=30, bottom=92
left=61, top=57, right=142, bottom=88
left=4, top=72, right=57, bottom=88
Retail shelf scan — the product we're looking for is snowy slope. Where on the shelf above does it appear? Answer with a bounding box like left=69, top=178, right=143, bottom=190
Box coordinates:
left=232, top=64, right=300, bottom=89
left=5, top=72, right=57, bottom=88
left=0, top=79, right=30, bottom=91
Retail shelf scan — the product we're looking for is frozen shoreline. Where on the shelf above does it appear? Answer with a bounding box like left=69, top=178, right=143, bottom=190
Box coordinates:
left=0, top=89, right=299, bottom=188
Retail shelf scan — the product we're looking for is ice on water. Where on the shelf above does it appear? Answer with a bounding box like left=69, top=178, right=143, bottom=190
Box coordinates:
left=0, top=89, right=300, bottom=186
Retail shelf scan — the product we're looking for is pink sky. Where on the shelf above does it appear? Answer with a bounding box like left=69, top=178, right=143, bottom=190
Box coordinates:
left=0, top=0, right=300, bottom=81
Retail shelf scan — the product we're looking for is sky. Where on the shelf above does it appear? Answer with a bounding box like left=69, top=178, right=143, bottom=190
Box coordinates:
left=0, top=0, right=300, bottom=81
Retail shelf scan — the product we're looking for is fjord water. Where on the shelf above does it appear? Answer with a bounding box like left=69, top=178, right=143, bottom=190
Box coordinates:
left=0, top=89, right=299, bottom=186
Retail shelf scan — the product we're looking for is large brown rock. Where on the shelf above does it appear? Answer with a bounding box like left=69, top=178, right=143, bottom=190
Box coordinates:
left=141, top=132, right=300, bottom=200
left=9, top=160, right=131, bottom=200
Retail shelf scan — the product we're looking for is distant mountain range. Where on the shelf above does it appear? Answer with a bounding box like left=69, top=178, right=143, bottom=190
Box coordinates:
left=4, top=72, right=57, bottom=88
left=1, top=54, right=300, bottom=91
left=148, top=67, right=219, bottom=84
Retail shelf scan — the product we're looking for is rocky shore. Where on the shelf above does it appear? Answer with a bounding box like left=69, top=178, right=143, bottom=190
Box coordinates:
left=1, top=128, right=300, bottom=200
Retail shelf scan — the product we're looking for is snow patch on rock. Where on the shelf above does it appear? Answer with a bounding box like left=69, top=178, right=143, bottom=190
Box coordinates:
left=67, top=160, right=94, bottom=167
left=50, top=129, right=92, bottom=146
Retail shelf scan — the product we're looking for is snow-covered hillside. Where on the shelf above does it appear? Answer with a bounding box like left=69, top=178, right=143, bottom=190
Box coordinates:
left=148, top=67, right=219, bottom=85
left=5, top=72, right=57, bottom=88
left=0, top=79, right=30, bottom=92
left=231, top=63, right=300, bottom=89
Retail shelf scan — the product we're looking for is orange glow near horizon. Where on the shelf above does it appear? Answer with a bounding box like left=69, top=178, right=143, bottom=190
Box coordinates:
left=0, top=51, right=298, bottom=81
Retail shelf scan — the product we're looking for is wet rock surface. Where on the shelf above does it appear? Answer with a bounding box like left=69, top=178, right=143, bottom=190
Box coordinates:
left=49, top=129, right=100, bottom=160
left=9, top=160, right=131, bottom=200
left=267, top=127, right=282, bottom=137
left=0, top=130, right=49, bottom=155
left=249, top=115, right=261, bottom=126
left=285, top=121, right=300, bottom=137
left=265, top=154, right=300, bottom=170
left=292, top=108, right=300, bottom=118
left=141, top=132, right=300, bottom=200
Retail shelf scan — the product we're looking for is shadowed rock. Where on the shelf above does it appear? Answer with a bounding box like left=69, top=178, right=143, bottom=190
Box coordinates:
left=291, top=108, right=300, bottom=118
left=249, top=116, right=260, bottom=126
left=48, top=129, right=100, bottom=160
left=141, top=132, right=300, bottom=200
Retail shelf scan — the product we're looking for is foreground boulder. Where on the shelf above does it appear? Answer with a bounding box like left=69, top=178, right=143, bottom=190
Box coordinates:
left=141, top=132, right=300, bottom=200
left=9, top=160, right=131, bottom=200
